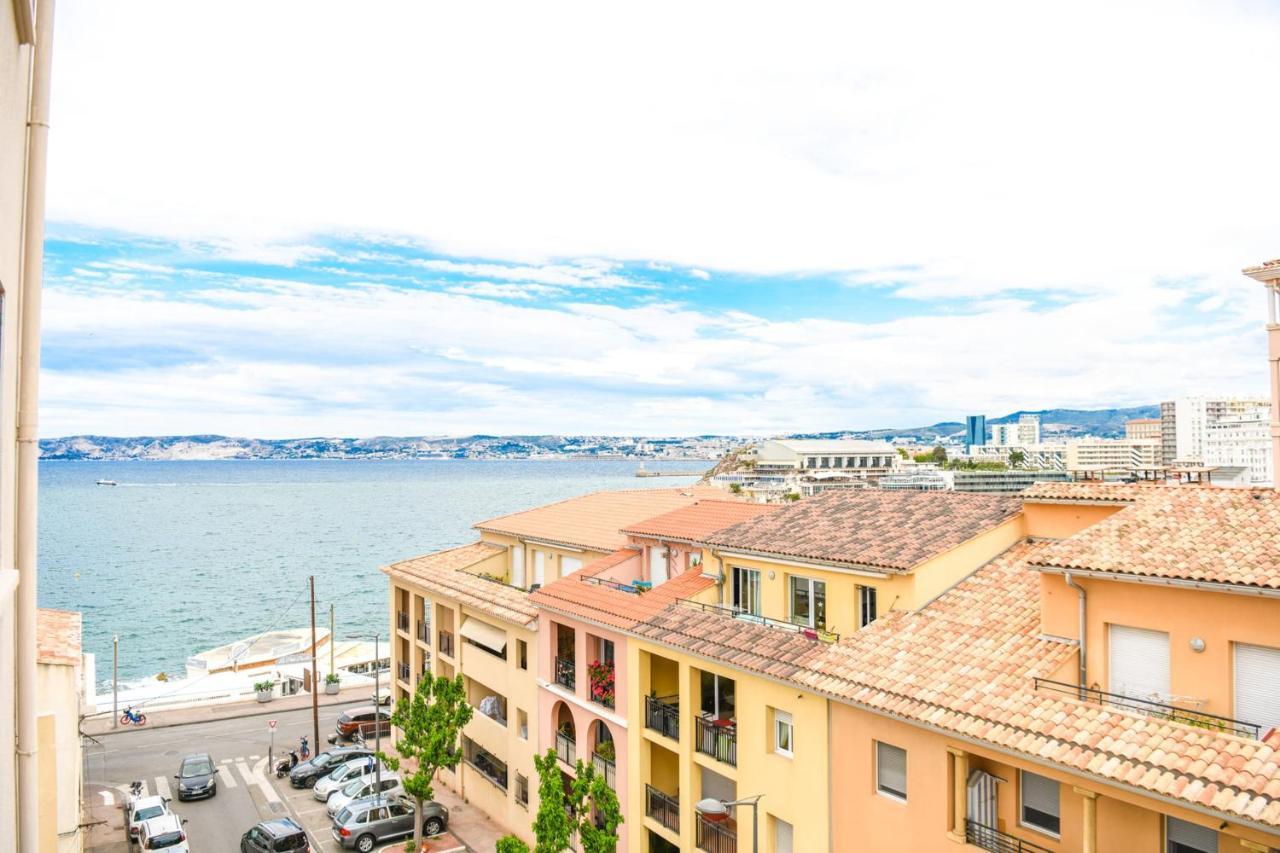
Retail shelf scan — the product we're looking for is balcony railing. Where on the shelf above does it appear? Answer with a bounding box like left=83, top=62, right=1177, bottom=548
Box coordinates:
left=416, top=620, right=430, bottom=644
left=1033, top=677, right=1262, bottom=739
left=555, top=730, right=576, bottom=766
left=695, top=715, right=737, bottom=766
left=438, top=630, right=455, bottom=658
left=645, top=694, right=679, bottom=741
left=645, top=784, right=679, bottom=833
left=397, top=661, right=410, bottom=682
left=679, top=598, right=839, bottom=642
left=554, top=656, right=576, bottom=691
left=396, top=610, right=410, bottom=632
left=591, top=751, right=616, bottom=790
left=696, top=815, right=737, bottom=853
left=966, top=820, right=1053, bottom=853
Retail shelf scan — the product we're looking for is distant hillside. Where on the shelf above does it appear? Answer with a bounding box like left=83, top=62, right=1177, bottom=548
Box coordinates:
left=792, top=405, right=1161, bottom=443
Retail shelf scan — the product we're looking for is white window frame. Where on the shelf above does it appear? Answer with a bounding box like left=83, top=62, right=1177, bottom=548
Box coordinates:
left=773, top=709, right=794, bottom=758
left=1018, top=769, right=1061, bottom=838
left=732, top=566, right=762, bottom=616
left=510, top=544, right=525, bottom=588
left=859, top=585, right=877, bottom=628
left=788, top=575, right=826, bottom=629
left=533, top=550, right=545, bottom=587
left=650, top=545, right=668, bottom=584
left=875, top=741, right=907, bottom=802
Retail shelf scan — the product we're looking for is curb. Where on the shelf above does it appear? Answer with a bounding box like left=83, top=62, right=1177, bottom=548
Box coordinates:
left=84, top=695, right=369, bottom=737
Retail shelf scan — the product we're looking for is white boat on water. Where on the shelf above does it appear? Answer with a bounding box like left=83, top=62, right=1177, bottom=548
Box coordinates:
left=95, top=479, right=118, bottom=486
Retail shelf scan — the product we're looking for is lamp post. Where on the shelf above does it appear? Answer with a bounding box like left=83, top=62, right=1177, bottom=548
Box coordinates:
left=696, top=793, right=762, bottom=853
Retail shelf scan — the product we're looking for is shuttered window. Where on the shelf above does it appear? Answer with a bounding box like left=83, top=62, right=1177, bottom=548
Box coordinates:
left=510, top=545, right=524, bottom=588
left=651, top=547, right=668, bottom=584
left=1108, top=625, right=1170, bottom=700
left=1165, top=816, right=1217, bottom=853
left=774, top=818, right=794, bottom=853
left=561, top=556, right=582, bottom=575
left=875, top=741, right=907, bottom=801
left=533, top=551, right=545, bottom=587
left=1234, top=642, right=1280, bottom=731
left=1019, top=770, right=1060, bottom=835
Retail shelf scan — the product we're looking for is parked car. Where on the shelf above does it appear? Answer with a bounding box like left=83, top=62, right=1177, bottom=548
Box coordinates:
left=126, top=794, right=170, bottom=844
left=330, top=795, right=448, bottom=852
left=289, top=746, right=374, bottom=788
left=174, top=753, right=217, bottom=801
left=326, top=772, right=404, bottom=817
left=137, top=814, right=189, bottom=851
left=240, top=817, right=310, bottom=852
left=313, top=756, right=384, bottom=802
left=334, top=706, right=391, bottom=741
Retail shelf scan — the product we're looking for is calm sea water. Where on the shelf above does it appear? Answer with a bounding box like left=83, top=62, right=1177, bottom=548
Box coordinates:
left=37, top=459, right=703, bottom=684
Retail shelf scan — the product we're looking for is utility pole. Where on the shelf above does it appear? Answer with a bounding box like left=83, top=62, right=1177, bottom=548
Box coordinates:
left=374, top=633, right=382, bottom=791
left=310, top=575, right=319, bottom=752
left=112, top=634, right=119, bottom=728
left=329, top=603, right=335, bottom=678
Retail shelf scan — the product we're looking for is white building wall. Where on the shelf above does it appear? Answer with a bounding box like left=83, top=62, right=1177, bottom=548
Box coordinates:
left=1204, top=407, right=1273, bottom=485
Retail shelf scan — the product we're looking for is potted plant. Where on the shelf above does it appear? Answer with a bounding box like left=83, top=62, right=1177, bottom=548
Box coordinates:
left=587, top=659, right=615, bottom=707
left=253, top=679, right=275, bottom=703
left=324, top=672, right=341, bottom=695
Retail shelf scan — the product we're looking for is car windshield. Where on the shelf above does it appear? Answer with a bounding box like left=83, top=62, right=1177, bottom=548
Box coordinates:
left=312, top=753, right=336, bottom=767
left=135, top=806, right=165, bottom=822
left=341, top=777, right=366, bottom=796
left=147, top=831, right=184, bottom=848
left=334, top=807, right=353, bottom=824
left=181, top=758, right=212, bottom=776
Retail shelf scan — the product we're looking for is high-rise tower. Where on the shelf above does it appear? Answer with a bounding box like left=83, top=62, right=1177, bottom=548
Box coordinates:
left=1242, top=259, right=1280, bottom=486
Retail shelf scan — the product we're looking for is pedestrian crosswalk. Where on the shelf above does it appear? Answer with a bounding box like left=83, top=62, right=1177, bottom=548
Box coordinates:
left=95, top=752, right=280, bottom=807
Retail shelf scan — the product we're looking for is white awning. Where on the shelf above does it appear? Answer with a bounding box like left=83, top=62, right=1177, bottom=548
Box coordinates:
left=459, top=618, right=507, bottom=656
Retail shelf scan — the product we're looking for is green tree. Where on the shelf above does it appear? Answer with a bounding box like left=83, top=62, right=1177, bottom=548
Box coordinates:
left=572, top=759, right=623, bottom=853
left=896, top=447, right=908, bottom=459
left=532, top=750, right=573, bottom=853
left=376, top=673, right=474, bottom=853
left=930, top=445, right=947, bottom=464
left=497, top=836, right=531, bottom=853
left=728, top=482, right=743, bottom=495
left=1008, top=449, right=1026, bottom=467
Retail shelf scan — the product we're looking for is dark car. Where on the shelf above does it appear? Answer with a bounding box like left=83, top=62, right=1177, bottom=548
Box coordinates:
left=174, top=753, right=217, bottom=801
left=334, top=706, right=391, bottom=741
left=241, top=818, right=309, bottom=853
left=289, top=746, right=374, bottom=788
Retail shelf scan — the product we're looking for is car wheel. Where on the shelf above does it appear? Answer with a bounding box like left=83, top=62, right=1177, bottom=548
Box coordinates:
left=305, top=775, right=317, bottom=788
left=425, top=817, right=443, bottom=836
left=356, top=834, right=375, bottom=853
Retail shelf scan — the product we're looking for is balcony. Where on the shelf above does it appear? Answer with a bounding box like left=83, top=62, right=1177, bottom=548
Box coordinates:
left=966, top=820, right=1053, bottom=853
left=645, top=695, right=679, bottom=741
left=555, top=730, right=576, bottom=767
left=438, top=629, right=455, bottom=659
left=396, top=610, right=410, bottom=633
left=679, top=599, right=839, bottom=643
left=554, top=656, right=576, bottom=692
left=591, top=751, right=616, bottom=790
left=645, top=784, right=679, bottom=833
left=416, top=620, right=430, bottom=644
left=588, top=660, right=615, bottom=709
left=397, top=661, right=410, bottom=682
left=1034, top=677, right=1261, bottom=739
left=696, top=814, right=737, bottom=853
left=695, top=715, right=737, bottom=766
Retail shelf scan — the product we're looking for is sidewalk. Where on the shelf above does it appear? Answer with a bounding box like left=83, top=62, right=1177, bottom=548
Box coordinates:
left=83, top=686, right=370, bottom=736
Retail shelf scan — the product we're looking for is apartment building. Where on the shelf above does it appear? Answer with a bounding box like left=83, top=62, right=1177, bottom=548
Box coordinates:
left=1203, top=407, right=1273, bottom=486
left=966, top=415, right=987, bottom=452
left=1125, top=418, right=1162, bottom=442
left=991, top=414, right=1042, bottom=447
left=1161, top=401, right=1177, bottom=466
left=1173, top=396, right=1270, bottom=464
left=1064, top=438, right=1161, bottom=473
left=2, top=2, right=77, bottom=851
left=381, top=487, right=724, bottom=846
left=754, top=439, right=899, bottom=475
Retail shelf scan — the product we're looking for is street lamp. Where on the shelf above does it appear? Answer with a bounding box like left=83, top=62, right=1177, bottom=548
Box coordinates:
left=696, top=793, right=763, bottom=853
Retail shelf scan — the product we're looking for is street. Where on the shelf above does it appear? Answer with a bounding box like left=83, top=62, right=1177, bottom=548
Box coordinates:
left=83, top=699, right=470, bottom=853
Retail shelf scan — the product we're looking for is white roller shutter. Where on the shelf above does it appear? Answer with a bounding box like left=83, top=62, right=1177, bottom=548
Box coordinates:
left=774, top=818, right=794, bottom=853
left=510, top=545, right=525, bottom=589
left=1108, top=625, right=1170, bottom=701
left=650, top=547, right=668, bottom=584
left=1234, top=643, right=1280, bottom=731
left=533, top=551, right=545, bottom=587
left=561, top=556, right=582, bottom=575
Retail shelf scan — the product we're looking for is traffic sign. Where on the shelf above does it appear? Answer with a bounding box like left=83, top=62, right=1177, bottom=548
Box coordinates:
left=268, top=719, right=278, bottom=730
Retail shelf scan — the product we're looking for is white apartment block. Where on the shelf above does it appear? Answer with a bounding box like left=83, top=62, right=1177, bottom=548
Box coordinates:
left=990, top=414, right=1040, bottom=446
left=1173, top=396, right=1270, bottom=463
left=1204, top=407, right=1274, bottom=486
left=1065, top=438, right=1161, bottom=472
left=971, top=443, right=1067, bottom=471
left=755, top=439, right=899, bottom=473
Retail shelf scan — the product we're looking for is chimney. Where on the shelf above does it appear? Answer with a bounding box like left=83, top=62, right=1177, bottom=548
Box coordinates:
left=1242, top=259, right=1280, bottom=486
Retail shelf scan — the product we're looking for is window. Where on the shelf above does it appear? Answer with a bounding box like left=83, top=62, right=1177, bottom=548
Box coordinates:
left=789, top=576, right=827, bottom=630
left=650, top=546, right=669, bottom=584
left=517, top=708, right=528, bottom=740
left=700, top=671, right=736, bottom=719
left=1109, top=625, right=1170, bottom=700
left=1234, top=642, right=1280, bottom=731
left=598, top=637, right=615, bottom=666
left=875, top=741, right=907, bottom=801
left=1019, top=770, right=1060, bottom=836
left=387, top=801, right=410, bottom=817
left=833, top=456, right=843, bottom=468
left=805, top=457, right=816, bottom=469
left=533, top=550, right=546, bottom=587
left=773, top=817, right=794, bottom=853
left=516, top=772, right=529, bottom=808
left=859, top=586, right=877, bottom=628
left=1165, top=816, right=1217, bottom=853
left=773, top=709, right=793, bottom=757
left=688, top=550, right=702, bottom=570
left=517, top=639, right=528, bottom=670
left=562, top=556, right=583, bottom=575
left=732, top=567, right=761, bottom=616
left=820, top=456, right=830, bottom=468
left=510, top=544, right=525, bottom=588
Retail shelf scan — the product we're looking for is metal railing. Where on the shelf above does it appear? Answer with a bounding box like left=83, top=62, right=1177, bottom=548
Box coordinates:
left=554, top=656, right=576, bottom=691
left=645, top=784, right=679, bottom=833
left=1033, top=677, right=1261, bottom=739
left=695, top=715, right=737, bottom=766
left=555, top=730, right=576, bottom=766
left=396, top=610, right=410, bottom=632
left=678, top=599, right=840, bottom=642
left=416, top=620, right=430, bottom=644
left=438, top=630, right=455, bottom=658
left=645, top=695, right=679, bottom=740
left=462, top=737, right=508, bottom=791
left=696, top=815, right=737, bottom=853
left=591, top=751, right=616, bottom=789
left=581, top=575, right=643, bottom=594
left=397, top=661, right=410, bottom=682
left=966, top=820, right=1053, bottom=853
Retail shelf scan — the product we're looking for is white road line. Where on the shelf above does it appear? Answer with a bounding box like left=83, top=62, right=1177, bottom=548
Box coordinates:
left=220, top=758, right=233, bottom=764
left=98, top=790, right=114, bottom=806
left=236, top=761, right=256, bottom=788
left=153, top=776, right=172, bottom=800
left=216, top=765, right=238, bottom=789
left=251, top=758, right=282, bottom=804
left=249, top=754, right=259, bottom=760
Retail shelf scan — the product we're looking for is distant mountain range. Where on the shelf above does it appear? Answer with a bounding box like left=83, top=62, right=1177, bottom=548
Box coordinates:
left=791, top=405, right=1162, bottom=444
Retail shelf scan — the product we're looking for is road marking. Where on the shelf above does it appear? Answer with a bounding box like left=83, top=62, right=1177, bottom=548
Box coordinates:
left=135, top=780, right=150, bottom=798
left=220, top=758, right=232, bottom=764
left=236, top=760, right=256, bottom=788
left=251, top=758, right=282, bottom=804
left=216, top=764, right=238, bottom=788
left=98, top=790, right=114, bottom=806
left=153, top=776, right=172, bottom=800
left=249, top=754, right=260, bottom=760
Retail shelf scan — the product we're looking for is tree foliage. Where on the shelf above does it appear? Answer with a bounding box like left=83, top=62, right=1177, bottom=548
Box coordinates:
left=529, top=748, right=623, bottom=853
left=497, top=836, right=531, bottom=853
left=930, top=444, right=948, bottom=463
left=532, top=750, right=574, bottom=853
left=1008, top=449, right=1026, bottom=467
left=377, top=673, right=473, bottom=852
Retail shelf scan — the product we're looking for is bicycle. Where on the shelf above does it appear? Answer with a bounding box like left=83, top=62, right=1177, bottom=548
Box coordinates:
left=120, top=706, right=147, bottom=726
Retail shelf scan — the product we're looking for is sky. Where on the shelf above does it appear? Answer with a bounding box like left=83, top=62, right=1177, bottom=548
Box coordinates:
left=39, top=0, right=1280, bottom=438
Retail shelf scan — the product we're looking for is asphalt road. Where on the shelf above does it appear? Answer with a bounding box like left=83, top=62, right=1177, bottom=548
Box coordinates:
left=85, top=699, right=365, bottom=852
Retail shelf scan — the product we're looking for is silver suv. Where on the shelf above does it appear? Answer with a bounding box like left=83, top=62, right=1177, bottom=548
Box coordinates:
left=330, top=795, right=448, bottom=852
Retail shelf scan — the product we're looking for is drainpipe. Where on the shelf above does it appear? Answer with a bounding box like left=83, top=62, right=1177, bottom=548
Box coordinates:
left=1064, top=573, right=1086, bottom=700
left=16, top=1, right=55, bottom=849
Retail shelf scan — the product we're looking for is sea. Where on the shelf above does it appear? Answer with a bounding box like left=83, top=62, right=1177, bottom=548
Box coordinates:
left=37, top=458, right=703, bottom=687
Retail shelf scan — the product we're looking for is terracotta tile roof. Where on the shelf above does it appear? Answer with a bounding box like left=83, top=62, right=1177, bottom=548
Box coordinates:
left=383, top=541, right=538, bottom=628
left=703, top=489, right=1022, bottom=572
left=1021, top=482, right=1158, bottom=503
left=1243, top=259, right=1280, bottom=274
left=1030, top=487, right=1280, bottom=589
left=530, top=549, right=715, bottom=631
left=37, top=608, right=81, bottom=667
left=473, top=487, right=728, bottom=552
left=620, top=499, right=778, bottom=543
